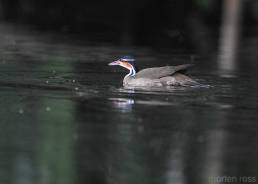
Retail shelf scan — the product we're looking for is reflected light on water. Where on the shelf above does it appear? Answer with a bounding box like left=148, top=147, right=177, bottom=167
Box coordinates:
left=218, top=0, right=242, bottom=73
left=109, top=97, right=179, bottom=113
left=108, top=98, right=135, bottom=112
left=203, top=130, right=227, bottom=184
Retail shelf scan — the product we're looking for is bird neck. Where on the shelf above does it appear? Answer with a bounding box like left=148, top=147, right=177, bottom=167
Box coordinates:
left=125, top=66, right=136, bottom=78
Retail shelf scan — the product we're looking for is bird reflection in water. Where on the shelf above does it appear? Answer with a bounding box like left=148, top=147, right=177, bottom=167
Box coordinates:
left=109, top=97, right=135, bottom=112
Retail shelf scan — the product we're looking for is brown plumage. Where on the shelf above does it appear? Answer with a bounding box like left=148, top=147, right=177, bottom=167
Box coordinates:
left=109, top=57, right=197, bottom=87
left=134, top=64, right=194, bottom=79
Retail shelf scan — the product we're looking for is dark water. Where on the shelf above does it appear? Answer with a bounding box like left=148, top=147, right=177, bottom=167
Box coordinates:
left=0, top=24, right=257, bottom=184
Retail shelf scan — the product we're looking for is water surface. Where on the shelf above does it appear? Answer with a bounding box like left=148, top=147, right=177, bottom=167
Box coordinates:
left=0, top=24, right=257, bottom=184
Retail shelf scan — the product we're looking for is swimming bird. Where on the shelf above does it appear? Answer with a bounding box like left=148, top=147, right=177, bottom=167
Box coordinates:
left=108, top=56, right=197, bottom=87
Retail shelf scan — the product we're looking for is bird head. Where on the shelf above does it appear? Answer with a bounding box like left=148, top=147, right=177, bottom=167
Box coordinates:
left=108, top=56, right=137, bottom=76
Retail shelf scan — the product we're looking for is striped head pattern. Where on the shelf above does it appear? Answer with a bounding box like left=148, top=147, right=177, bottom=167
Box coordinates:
left=108, top=56, right=137, bottom=76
